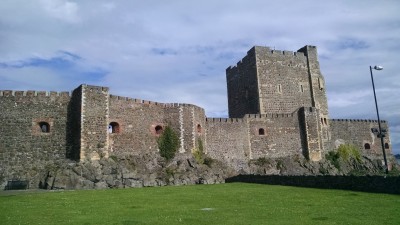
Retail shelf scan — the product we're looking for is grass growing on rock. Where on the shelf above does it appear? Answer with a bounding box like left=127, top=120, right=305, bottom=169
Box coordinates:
left=1, top=183, right=399, bottom=225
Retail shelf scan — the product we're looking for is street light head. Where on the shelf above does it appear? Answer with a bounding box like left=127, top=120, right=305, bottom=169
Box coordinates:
left=373, top=65, right=383, bottom=70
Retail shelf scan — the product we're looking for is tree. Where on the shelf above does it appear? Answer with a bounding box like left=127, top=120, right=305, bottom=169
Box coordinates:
left=157, top=126, right=180, bottom=160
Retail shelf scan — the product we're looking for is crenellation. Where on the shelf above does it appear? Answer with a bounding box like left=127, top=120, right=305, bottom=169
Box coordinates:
left=15, top=91, right=24, bottom=97
left=26, top=91, right=36, bottom=96
left=330, top=118, right=385, bottom=123
left=2, top=90, right=13, bottom=96
left=283, top=50, right=294, bottom=55
left=205, top=117, right=245, bottom=123
left=37, top=91, right=47, bottom=97
left=294, top=52, right=304, bottom=57
left=0, top=90, right=72, bottom=98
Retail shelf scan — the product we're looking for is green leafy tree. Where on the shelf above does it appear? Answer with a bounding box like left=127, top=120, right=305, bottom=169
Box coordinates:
left=158, top=126, right=180, bottom=160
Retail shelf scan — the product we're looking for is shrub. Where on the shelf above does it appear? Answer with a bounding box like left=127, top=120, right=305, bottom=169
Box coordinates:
left=157, top=126, right=180, bottom=160
left=203, top=157, right=214, bottom=167
left=193, top=149, right=204, bottom=164
left=337, top=144, right=361, bottom=163
left=326, top=144, right=362, bottom=170
left=192, top=139, right=204, bottom=164
left=326, top=151, right=340, bottom=169
left=109, top=155, right=118, bottom=162
left=276, top=160, right=284, bottom=170
left=254, top=157, right=272, bottom=166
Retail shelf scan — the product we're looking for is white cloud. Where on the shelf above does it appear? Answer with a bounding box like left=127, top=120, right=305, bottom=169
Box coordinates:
left=39, top=0, right=80, bottom=23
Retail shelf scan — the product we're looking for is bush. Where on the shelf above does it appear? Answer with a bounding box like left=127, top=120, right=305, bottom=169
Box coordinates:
left=337, top=144, right=361, bottom=163
left=192, top=139, right=204, bottom=164
left=203, top=157, right=214, bottom=167
left=276, top=160, right=284, bottom=170
left=158, top=126, right=180, bottom=160
left=326, top=144, right=362, bottom=170
left=254, top=157, right=272, bottom=166
left=109, top=155, right=118, bottom=162
left=193, top=149, right=204, bottom=164
left=326, top=151, right=340, bottom=169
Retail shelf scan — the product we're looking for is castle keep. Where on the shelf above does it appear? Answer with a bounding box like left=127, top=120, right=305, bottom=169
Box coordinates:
left=0, top=45, right=392, bottom=175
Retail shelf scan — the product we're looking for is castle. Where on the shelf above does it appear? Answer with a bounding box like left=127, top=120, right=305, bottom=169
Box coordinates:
left=0, top=45, right=393, bottom=175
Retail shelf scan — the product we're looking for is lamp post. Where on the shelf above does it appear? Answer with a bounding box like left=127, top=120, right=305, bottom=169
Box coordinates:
left=369, top=65, right=388, bottom=174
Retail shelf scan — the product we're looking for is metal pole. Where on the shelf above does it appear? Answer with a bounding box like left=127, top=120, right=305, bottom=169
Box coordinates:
left=369, top=66, right=388, bottom=174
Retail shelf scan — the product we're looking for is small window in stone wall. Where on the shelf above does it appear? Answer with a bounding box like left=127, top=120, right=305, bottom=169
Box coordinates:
left=300, top=84, right=304, bottom=93
left=155, top=125, right=163, bottom=135
left=197, top=124, right=202, bottom=133
left=39, top=122, right=50, bottom=133
left=259, top=128, right=265, bottom=135
left=109, top=122, right=120, bottom=133
left=324, top=118, right=327, bottom=125
left=385, top=143, right=389, bottom=149
left=364, top=143, right=371, bottom=150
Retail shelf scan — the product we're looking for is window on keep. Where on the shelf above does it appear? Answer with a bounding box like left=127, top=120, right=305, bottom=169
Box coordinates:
left=39, top=122, right=50, bottom=133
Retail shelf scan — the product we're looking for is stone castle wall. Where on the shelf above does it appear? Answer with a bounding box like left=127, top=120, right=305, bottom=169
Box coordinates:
left=0, top=45, right=394, bottom=187
left=205, top=109, right=324, bottom=171
left=0, top=90, right=71, bottom=182
left=107, top=94, right=206, bottom=157
left=247, top=113, right=302, bottom=159
left=205, top=118, right=250, bottom=171
left=80, top=85, right=110, bottom=160
left=329, top=119, right=392, bottom=158
left=108, top=95, right=165, bottom=157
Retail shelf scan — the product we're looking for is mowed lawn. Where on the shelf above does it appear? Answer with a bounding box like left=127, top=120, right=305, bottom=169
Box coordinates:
left=1, top=183, right=399, bottom=225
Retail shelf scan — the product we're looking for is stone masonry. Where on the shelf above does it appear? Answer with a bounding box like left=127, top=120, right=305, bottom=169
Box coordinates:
left=0, top=45, right=393, bottom=182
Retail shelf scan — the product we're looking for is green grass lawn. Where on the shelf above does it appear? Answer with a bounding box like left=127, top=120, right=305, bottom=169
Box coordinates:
left=1, top=183, right=399, bottom=225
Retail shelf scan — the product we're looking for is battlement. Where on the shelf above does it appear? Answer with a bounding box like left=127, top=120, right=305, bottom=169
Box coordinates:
left=246, top=113, right=295, bottom=118
left=109, top=94, right=203, bottom=111
left=109, top=94, right=163, bottom=105
left=82, top=84, right=109, bottom=92
left=253, top=45, right=306, bottom=57
left=330, top=119, right=387, bottom=124
left=206, top=117, right=245, bottom=123
left=226, top=45, right=309, bottom=74
left=0, top=90, right=71, bottom=97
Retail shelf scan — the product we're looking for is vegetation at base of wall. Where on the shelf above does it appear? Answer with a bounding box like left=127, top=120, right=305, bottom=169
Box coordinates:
left=337, top=144, right=361, bottom=162
left=157, top=126, right=180, bottom=160
left=109, top=155, right=118, bottom=162
left=1, top=183, right=399, bottom=225
left=44, top=163, right=60, bottom=172
left=387, top=166, right=400, bottom=176
left=326, top=151, right=341, bottom=169
left=326, top=144, right=362, bottom=170
left=192, top=139, right=205, bottom=164
left=192, top=149, right=204, bottom=164
left=165, top=167, right=175, bottom=182
left=203, top=157, right=214, bottom=167
left=276, top=159, right=285, bottom=170
left=253, top=157, right=272, bottom=166
left=192, top=139, right=214, bottom=167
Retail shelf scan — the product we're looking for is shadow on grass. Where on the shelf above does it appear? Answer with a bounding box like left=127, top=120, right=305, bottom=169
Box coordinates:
left=226, top=175, right=400, bottom=195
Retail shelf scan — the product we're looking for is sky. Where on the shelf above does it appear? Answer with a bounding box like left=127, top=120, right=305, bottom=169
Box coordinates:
left=1, top=0, right=399, bottom=154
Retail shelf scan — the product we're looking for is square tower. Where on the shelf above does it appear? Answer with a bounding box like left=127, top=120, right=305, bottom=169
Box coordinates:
left=226, top=45, right=329, bottom=118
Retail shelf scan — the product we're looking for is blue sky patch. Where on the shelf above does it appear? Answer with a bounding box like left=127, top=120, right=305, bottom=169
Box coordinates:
left=335, top=38, right=369, bottom=50
left=151, top=48, right=178, bottom=56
